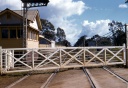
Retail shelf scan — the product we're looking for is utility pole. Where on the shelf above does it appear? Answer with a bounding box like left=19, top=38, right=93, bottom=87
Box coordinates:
left=83, top=35, right=86, bottom=47
left=125, top=0, right=128, bottom=67
left=23, top=3, right=28, bottom=48
left=125, top=24, right=128, bottom=67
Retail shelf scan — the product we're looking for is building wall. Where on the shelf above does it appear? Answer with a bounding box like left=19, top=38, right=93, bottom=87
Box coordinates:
left=27, top=27, right=39, bottom=48
left=27, top=40, right=39, bottom=48
left=0, top=12, right=22, bottom=25
left=0, top=10, right=41, bottom=48
left=39, top=44, right=51, bottom=48
left=0, top=39, right=22, bottom=48
left=29, top=18, right=39, bottom=30
left=0, top=26, right=23, bottom=48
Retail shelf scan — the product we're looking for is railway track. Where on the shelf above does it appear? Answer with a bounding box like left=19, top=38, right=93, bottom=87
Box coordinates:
left=103, top=66, right=128, bottom=84
left=40, top=69, right=59, bottom=88
left=3, top=67, right=128, bottom=88
left=5, top=75, right=30, bottom=88
left=82, top=67, right=96, bottom=88
left=4, top=69, right=59, bottom=88
left=84, top=67, right=128, bottom=88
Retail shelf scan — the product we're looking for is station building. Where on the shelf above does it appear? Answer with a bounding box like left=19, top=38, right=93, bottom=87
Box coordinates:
left=0, top=8, right=52, bottom=49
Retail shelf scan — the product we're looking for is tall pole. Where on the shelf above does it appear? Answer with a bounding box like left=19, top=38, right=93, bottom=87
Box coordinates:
left=23, top=3, right=28, bottom=48
left=83, top=36, right=85, bottom=47
left=124, top=1, right=128, bottom=67
left=124, top=24, right=128, bottom=67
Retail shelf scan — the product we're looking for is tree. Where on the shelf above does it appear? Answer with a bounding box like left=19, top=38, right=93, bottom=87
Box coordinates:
left=56, top=27, right=66, bottom=42
left=113, top=30, right=125, bottom=46
left=108, top=20, right=125, bottom=46
left=74, top=34, right=112, bottom=47
left=74, top=35, right=87, bottom=47
left=40, top=19, right=56, bottom=41
left=90, top=34, right=112, bottom=46
left=56, top=27, right=71, bottom=46
left=57, top=39, right=71, bottom=47
left=97, top=37, right=112, bottom=46
left=40, top=19, right=71, bottom=46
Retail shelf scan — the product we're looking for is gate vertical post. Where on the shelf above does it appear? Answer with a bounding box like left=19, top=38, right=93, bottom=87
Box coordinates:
left=83, top=47, right=86, bottom=66
left=5, top=50, right=7, bottom=72
left=0, top=46, right=2, bottom=74
left=32, top=49, right=34, bottom=69
left=12, top=50, right=14, bottom=68
left=123, top=44, right=126, bottom=65
left=104, top=48, right=107, bottom=65
left=60, top=49, right=62, bottom=68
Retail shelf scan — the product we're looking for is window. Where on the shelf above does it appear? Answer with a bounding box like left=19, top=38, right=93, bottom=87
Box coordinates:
left=2, top=28, right=8, bottom=38
left=28, top=31, right=32, bottom=39
left=34, top=33, right=36, bottom=40
left=31, top=31, right=33, bottom=39
left=10, top=29, right=16, bottom=38
left=28, top=30, right=38, bottom=40
left=16, top=27, right=23, bottom=38
left=18, top=29, right=23, bottom=38
left=34, top=32, right=38, bottom=40
left=30, top=31, right=32, bottom=39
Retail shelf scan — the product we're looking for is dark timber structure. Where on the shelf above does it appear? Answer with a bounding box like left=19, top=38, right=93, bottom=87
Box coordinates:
left=21, top=0, right=49, bottom=48
left=125, top=0, right=128, bottom=67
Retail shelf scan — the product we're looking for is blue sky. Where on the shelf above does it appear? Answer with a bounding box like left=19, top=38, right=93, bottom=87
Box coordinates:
left=0, top=0, right=128, bottom=45
left=71, top=0, right=128, bottom=26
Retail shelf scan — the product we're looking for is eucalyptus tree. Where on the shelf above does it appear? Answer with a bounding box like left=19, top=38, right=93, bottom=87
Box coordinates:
left=40, top=19, right=56, bottom=41
left=108, top=20, right=125, bottom=46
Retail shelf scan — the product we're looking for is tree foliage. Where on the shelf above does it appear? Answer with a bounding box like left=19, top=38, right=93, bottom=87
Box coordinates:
left=74, top=34, right=112, bottom=47
left=56, top=27, right=66, bottom=42
left=91, top=34, right=112, bottom=46
left=40, top=19, right=71, bottom=46
left=108, top=20, right=125, bottom=46
left=56, top=27, right=71, bottom=46
left=56, top=39, right=71, bottom=47
left=74, top=35, right=87, bottom=47
left=40, top=19, right=56, bottom=41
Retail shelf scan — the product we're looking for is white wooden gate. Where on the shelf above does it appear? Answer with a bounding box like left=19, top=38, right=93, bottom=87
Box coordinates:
left=0, top=45, right=126, bottom=73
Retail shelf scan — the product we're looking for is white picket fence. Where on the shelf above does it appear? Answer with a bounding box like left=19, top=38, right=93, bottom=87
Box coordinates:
left=0, top=45, right=126, bottom=73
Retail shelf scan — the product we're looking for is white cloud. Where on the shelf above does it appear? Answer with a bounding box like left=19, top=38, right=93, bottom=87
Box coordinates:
left=119, top=4, right=128, bottom=8
left=80, top=20, right=111, bottom=37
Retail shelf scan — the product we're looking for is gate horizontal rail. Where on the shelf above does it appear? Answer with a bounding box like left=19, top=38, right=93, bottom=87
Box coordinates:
left=0, top=45, right=126, bottom=73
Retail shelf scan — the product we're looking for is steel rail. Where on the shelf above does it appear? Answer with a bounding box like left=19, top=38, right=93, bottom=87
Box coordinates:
left=82, top=67, right=96, bottom=88
left=5, top=75, right=30, bottom=88
left=5, top=71, right=34, bottom=88
left=40, top=69, right=59, bottom=88
left=103, top=66, right=128, bottom=84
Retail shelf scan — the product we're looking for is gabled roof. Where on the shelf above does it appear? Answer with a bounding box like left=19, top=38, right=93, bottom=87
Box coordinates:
left=0, top=8, right=39, bottom=22
left=14, top=10, right=38, bottom=21
left=0, top=8, right=42, bottom=30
